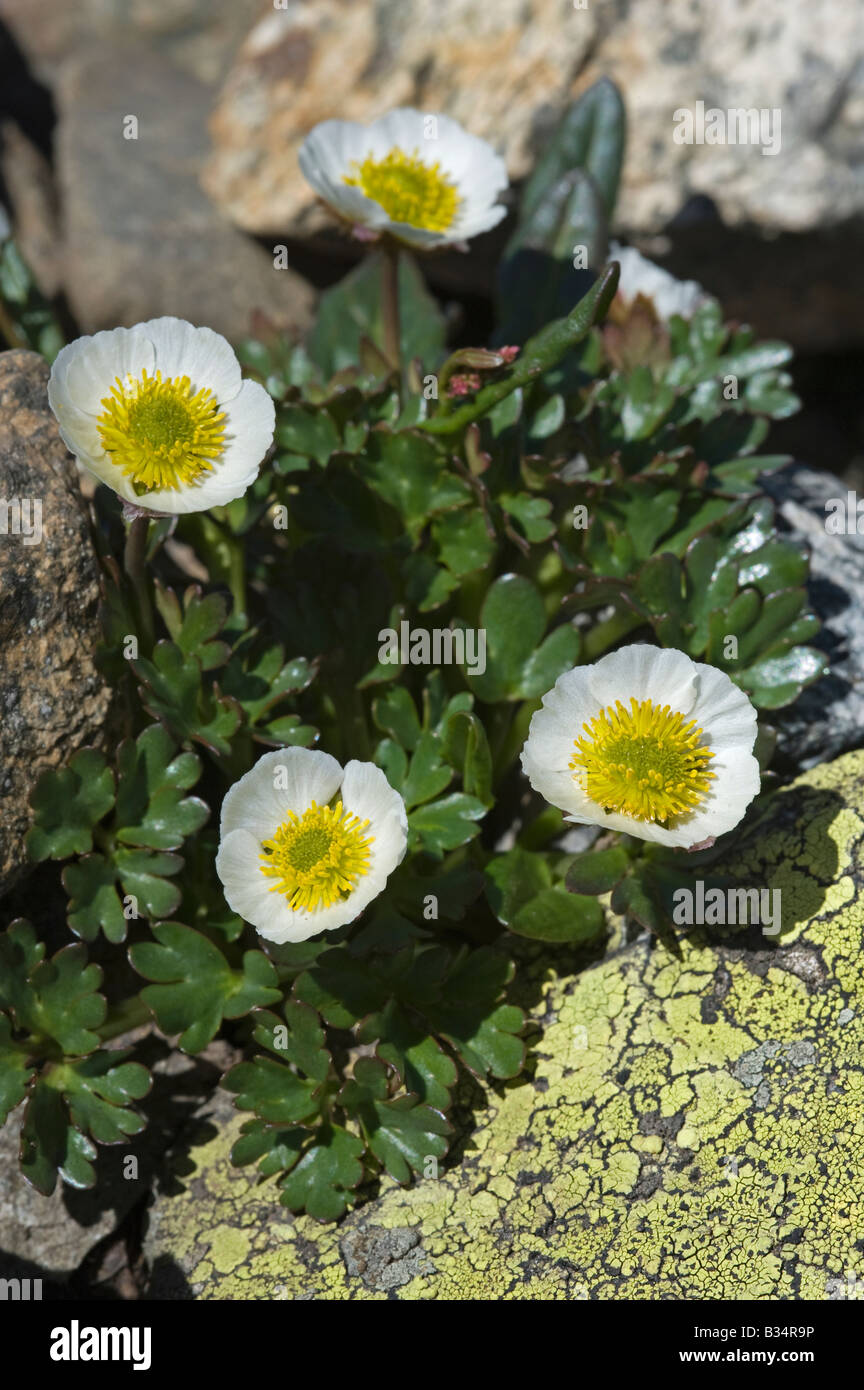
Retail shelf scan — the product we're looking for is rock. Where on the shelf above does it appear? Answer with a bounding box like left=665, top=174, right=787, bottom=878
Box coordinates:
left=52, top=45, right=314, bottom=344
left=143, top=750, right=864, bottom=1299
left=0, top=0, right=263, bottom=87
left=0, top=349, right=111, bottom=896
left=0, top=121, right=62, bottom=299
left=201, top=0, right=598, bottom=237
left=202, top=0, right=864, bottom=240
left=761, top=463, right=864, bottom=773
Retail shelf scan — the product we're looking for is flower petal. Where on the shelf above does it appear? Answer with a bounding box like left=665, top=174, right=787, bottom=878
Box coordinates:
left=220, top=747, right=343, bottom=842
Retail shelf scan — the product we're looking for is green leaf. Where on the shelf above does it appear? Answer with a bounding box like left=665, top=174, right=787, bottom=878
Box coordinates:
left=0, top=924, right=105, bottom=1054
left=401, top=732, right=453, bottom=810
left=462, top=573, right=580, bottom=703
left=373, top=686, right=422, bottom=751
left=611, top=872, right=666, bottom=933
left=484, top=848, right=551, bottom=926
left=408, top=793, right=487, bottom=858
left=426, top=949, right=524, bottom=1080
left=338, top=1057, right=450, bottom=1184
left=276, top=403, right=342, bottom=466
left=276, top=1124, right=365, bottom=1221
left=50, top=1053, right=150, bottom=1144
left=64, top=854, right=128, bottom=942
left=114, top=724, right=209, bottom=850
left=19, top=1082, right=96, bottom=1194
left=295, top=950, right=389, bottom=1030
left=0, top=1012, right=35, bottom=1125
left=359, top=428, right=469, bottom=543
left=509, top=886, right=605, bottom=943
left=442, top=710, right=493, bottom=806
left=153, top=585, right=230, bottom=668
left=358, top=1001, right=458, bottom=1111
left=134, top=642, right=242, bottom=759
left=222, top=1055, right=321, bottom=1125
left=250, top=1001, right=331, bottom=1083
left=307, top=251, right=446, bottom=378
left=735, top=648, right=827, bottom=709
left=26, top=750, right=115, bottom=861
left=519, top=78, right=625, bottom=231
left=130, top=922, right=281, bottom=1053
left=500, top=492, right=556, bottom=544
left=432, top=507, right=496, bottom=577
left=565, top=846, right=630, bottom=895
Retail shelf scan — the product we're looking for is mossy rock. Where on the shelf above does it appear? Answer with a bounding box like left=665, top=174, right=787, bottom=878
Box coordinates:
left=143, top=751, right=864, bottom=1300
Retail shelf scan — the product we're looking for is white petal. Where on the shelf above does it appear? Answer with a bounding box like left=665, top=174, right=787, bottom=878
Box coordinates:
left=216, top=827, right=284, bottom=928
left=341, top=759, right=408, bottom=876
left=588, top=644, right=697, bottom=714
left=139, top=317, right=243, bottom=402
left=220, top=747, right=343, bottom=841
left=690, top=662, right=758, bottom=754
left=49, top=326, right=155, bottom=416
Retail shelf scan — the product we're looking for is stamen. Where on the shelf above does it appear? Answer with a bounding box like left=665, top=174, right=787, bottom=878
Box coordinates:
left=260, top=800, right=374, bottom=912
left=570, top=697, right=715, bottom=824
left=97, top=369, right=226, bottom=495
left=343, top=147, right=460, bottom=232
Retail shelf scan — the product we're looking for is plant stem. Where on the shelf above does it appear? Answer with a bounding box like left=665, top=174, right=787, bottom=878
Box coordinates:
left=124, top=514, right=156, bottom=654
left=381, top=239, right=402, bottom=381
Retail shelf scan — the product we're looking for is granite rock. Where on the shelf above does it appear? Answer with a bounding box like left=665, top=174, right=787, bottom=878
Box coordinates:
left=202, top=0, right=864, bottom=239
left=762, top=463, right=864, bottom=773
left=0, top=349, right=111, bottom=896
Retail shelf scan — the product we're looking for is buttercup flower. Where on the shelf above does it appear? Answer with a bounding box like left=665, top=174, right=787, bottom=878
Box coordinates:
left=47, top=317, right=275, bottom=514
left=611, top=242, right=706, bottom=321
left=298, top=108, right=508, bottom=249
left=521, top=645, right=760, bottom=848
left=216, top=747, right=408, bottom=943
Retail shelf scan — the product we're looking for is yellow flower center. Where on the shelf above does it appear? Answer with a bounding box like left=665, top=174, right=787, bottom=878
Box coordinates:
left=96, top=369, right=227, bottom=495
left=260, top=800, right=374, bottom=913
left=343, top=147, right=460, bottom=232
left=570, top=697, right=715, bottom=824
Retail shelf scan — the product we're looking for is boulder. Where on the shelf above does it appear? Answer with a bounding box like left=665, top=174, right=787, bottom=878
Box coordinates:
left=764, top=463, right=864, bottom=774
left=0, top=349, right=110, bottom=896
left=202, top=0, right=864, bottom=240
left=54, top=46, right=315, bottom=343
left=0, top=0, right=263, bottom=86
left=143, top=749, right=864, bottom=1299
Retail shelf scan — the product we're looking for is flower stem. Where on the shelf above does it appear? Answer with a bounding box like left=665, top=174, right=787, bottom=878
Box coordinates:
left=124, top=514, right=156, bottom=654
left=381, top=239, right=402, bottom=380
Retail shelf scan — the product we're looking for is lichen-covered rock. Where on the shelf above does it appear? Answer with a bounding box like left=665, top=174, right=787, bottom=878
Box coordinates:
left=0, top=349, right=111, bottom=896
left=143, top=750, right=864, bottom=1300
left=202, top=0, right=864, bottom=238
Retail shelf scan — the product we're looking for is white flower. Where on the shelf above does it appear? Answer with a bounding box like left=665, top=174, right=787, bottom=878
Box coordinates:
left=216, top=747, right=408, bottom=944
left=47, top=317, right=275, bottom=514
left=298, top=108, right=508, bottom=249
left=610, top=242, right=707, bottom=321
left=521, top=645, right=760, bottom=849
